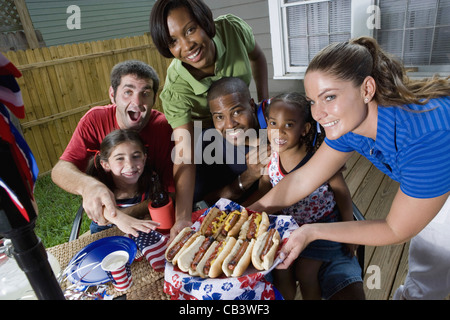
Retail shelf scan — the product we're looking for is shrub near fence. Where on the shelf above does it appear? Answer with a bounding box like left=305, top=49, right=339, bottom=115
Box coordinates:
left=4, top=33, right=172, bottom=175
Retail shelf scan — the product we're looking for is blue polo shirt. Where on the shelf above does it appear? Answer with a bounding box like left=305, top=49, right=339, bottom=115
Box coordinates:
left=325, top=96, right=450, bottom=199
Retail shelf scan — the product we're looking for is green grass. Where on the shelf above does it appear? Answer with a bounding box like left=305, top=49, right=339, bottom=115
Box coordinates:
left=33, top=173, right=90, bottom=248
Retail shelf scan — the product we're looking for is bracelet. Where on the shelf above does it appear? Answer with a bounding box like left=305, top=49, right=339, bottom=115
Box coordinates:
left=237, top=174, right=245, bottom=192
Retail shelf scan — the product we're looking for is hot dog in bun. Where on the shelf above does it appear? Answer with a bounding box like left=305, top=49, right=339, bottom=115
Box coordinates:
left=222, top=238, right=255, bottom=277
left=176, top=235, right=212, bottom=274
left=196, top=236, right=237, bottom=278
left=239, top=211, right=270, bottom=241
left=188, top=236, right=215, bottom=276
left=216, top=209, right=249, bottom=240
left=165, top=227, right=199, bottom=265
left=200, top=208, right=228, bottom=237
left=252, top=228, right=280, bottom=271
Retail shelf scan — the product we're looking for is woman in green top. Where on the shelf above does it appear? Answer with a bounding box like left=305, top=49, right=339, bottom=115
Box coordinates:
left=150, top=0, right=269, bottom=240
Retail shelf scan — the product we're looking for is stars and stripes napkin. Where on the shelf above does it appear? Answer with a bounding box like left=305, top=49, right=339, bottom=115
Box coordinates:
left=130, top=230, right=169, bottom=272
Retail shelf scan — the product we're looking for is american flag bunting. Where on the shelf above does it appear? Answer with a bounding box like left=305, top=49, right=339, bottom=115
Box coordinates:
left=0, top=53, right=24, bottom=118
left=0, top=53, right=38, bottom=203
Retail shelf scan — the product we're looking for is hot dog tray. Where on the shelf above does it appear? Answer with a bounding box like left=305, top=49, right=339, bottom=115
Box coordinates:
left=163, top=198, right=298, bottom=300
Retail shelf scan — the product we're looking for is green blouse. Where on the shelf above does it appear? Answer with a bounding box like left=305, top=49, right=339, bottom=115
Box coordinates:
left=160, top=14, right=256, bottom=129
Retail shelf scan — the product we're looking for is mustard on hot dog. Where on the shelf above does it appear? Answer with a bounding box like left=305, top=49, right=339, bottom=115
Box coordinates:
left=216, top=209, right=248, bottom=240
left=238, top=211, right=270, bottom=241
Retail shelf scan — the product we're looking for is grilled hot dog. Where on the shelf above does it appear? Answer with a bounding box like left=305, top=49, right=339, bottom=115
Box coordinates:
left=252, top=228, right=280, bottom=271
left=164, top=227, right=199, bottom=265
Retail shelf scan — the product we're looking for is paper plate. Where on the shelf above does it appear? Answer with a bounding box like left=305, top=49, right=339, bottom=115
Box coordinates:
left=66, top=236, right=137, bottom=286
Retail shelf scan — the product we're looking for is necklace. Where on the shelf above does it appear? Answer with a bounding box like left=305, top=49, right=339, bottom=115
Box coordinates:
left=367, top=138, right=376, bottom=156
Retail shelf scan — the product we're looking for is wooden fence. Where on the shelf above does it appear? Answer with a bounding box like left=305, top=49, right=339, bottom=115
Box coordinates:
left=4, top=33, right=173, bottom=175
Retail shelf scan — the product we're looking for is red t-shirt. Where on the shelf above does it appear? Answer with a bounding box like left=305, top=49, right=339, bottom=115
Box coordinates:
left=60, top=104, right=175, bottom=192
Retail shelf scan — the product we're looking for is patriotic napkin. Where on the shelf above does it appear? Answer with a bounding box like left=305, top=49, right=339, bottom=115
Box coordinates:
left=164, top=198, right=298, bottom=300
left=130, top=230, right=169, bottom=272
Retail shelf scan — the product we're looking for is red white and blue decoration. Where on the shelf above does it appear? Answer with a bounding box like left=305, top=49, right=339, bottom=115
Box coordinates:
left=130, top=230, right=169, bottom=273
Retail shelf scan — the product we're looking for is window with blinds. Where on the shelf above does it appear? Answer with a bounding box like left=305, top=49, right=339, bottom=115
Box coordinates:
left=269, top=0, right=450, bottom=79
left=285, top=0, right=351, bottom=67
left=374, top=0, right=450, bottom=67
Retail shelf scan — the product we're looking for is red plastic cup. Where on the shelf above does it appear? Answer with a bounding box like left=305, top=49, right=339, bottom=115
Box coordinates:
left=101, top=250, right=132, bottom=292
left=148, top=197, right=175, bottom=233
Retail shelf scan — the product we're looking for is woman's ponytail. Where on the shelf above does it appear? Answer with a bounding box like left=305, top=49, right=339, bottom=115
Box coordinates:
left=307, top=36, right=450, bottom=107
left=350, top=37, right=420, bottom=106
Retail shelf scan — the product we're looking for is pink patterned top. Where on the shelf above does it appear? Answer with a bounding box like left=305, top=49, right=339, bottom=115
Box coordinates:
left=268, top=151, right=336, bottom=225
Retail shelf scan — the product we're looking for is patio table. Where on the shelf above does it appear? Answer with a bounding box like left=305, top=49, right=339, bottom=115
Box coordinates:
left=47, top=226, right=170, bottom=300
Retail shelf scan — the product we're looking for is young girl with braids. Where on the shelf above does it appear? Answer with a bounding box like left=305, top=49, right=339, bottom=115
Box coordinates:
left=249, top=36, right=450, bottom=299
left=256, top=92, right=364, bottom=300
left=86, top=129, right=160, bottom=237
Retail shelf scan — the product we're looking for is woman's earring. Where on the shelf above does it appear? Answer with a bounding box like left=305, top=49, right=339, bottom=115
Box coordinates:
left=364, top=98, right=369, bottom=103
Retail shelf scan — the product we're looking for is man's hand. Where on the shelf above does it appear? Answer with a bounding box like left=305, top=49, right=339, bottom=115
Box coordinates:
left=81, top=180, right=117, bottom=225
left=51, top=160, right=117, bottom=225
left=244, top=143, right=271, bottom=179
left=169, top=217, right=192, bottom=244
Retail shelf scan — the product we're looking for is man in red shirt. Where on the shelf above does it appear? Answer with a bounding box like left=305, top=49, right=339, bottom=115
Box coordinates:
left=51, top=60, right=174, bottom=228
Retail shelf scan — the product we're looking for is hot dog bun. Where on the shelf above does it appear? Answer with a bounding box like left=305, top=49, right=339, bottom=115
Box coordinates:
left=222, top=238, right=255, bottom=277
left=188, top=236, right=215, bottom=276
left=196, top=240, right=220, bottom=278
left=165, top=227, right=199, bottom=265
left=197, top=236, right=237, bottom=278
left=199, top=207, right=220, bottom=234
left=238, top=212, right=270, bottom=241
left=252, top=228, right=280, bottom=271
left=177, top=235, right=206, bottom=273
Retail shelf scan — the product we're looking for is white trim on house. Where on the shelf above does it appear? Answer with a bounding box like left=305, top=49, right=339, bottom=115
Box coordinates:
left=269, top=0, right=450, bottom=80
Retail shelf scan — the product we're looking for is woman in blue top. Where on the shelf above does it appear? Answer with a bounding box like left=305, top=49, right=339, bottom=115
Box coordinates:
left=249, top=36, right=450, bottom=299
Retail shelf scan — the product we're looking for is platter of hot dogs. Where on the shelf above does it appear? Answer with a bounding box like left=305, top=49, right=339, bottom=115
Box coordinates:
left=163, top=198, right=299, bottom=300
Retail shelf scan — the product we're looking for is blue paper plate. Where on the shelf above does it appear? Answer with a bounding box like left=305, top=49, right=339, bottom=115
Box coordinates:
left=66, top=236, right=137, bottom=286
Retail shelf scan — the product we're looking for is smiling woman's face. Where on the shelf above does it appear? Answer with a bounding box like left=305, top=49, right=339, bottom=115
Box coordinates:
left=305, top=70, right=370, bottom=140
left=166, top=6, right=216, bottom=74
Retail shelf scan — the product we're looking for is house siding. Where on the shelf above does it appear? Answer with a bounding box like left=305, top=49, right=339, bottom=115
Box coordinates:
left=24, top=0, right=301, bottom=97
left=26, top=0, right=156, bottom=47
